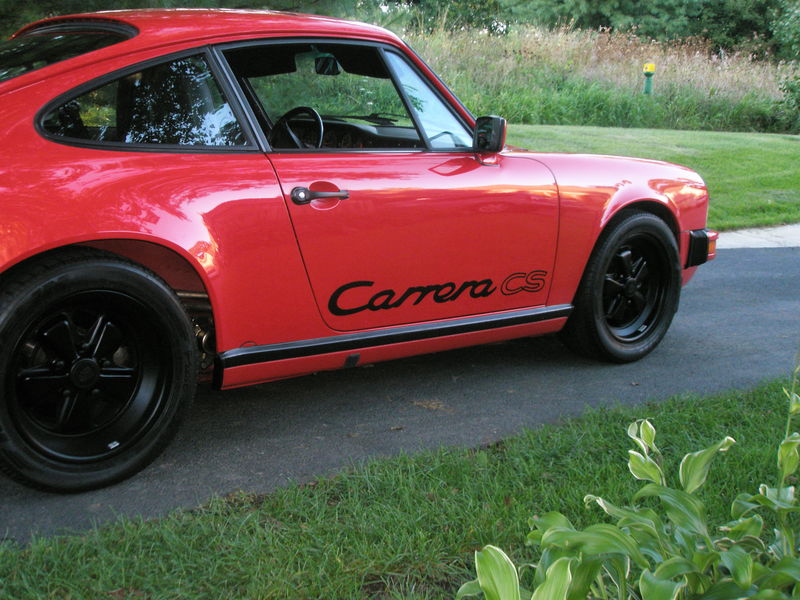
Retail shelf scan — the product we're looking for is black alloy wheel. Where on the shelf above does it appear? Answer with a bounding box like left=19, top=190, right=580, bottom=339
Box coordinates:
left=11, top=292, right=167, bottom=462
left=560, top=211, right=681, bottom=362
left=602, top=238, right=667, bottom=343
left=0, top=249, right=197, bottom=491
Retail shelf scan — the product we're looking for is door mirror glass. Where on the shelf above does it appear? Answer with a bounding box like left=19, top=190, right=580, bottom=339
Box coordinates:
left=473, top=115, right=506, bottom=153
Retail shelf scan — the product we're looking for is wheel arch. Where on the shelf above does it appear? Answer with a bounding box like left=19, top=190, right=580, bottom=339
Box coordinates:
left=580, top=200, right=682, bottom=302
left=548, top=197, right=683, bottom=309
left=0, top=239, right=217, bottom=356
left=600, top=199, right=680, bottom=246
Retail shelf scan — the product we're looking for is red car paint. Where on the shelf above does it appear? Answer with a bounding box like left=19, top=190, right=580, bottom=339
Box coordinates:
left=0, top=9, right=715, bottom=392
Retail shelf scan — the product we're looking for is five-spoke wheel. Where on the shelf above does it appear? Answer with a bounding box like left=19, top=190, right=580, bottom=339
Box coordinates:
left=0, top=249, right=197, bottom=491
left=561, top=211, right=680, bottom=362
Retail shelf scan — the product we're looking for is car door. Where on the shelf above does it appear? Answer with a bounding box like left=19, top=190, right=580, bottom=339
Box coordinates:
left=223, top=41, right=559, bottom=332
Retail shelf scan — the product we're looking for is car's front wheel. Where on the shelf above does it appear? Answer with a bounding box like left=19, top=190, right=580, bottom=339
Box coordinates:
left=0, top=249, right=197, bottom=492
left=560, top=211, right=681, bottom=362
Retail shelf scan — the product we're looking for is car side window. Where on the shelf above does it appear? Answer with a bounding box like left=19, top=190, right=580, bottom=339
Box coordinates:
left=42, top=54, right=247, bottom=147
left=223, top=43, right=423, bottom=150
left=383, top=51, right=472, bottom=150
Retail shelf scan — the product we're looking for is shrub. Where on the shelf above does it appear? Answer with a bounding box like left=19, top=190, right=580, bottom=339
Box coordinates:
left=459, top=361, right=800, bottom=600
left=772, top=1, right=800, bottom=60
left=779, top=74, right=800, bottom=130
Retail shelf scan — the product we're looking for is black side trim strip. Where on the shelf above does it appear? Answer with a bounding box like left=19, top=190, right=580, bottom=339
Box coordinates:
left=219, top=304, right=572, bottom=368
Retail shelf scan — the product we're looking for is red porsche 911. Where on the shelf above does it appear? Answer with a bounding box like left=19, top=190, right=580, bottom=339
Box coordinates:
left=0, top=9, right=717, bottom=491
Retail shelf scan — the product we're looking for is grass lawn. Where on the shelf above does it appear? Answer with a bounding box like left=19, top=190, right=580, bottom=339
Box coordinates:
left=0, top=379, right=792, bottom=599
left=507, top=125, right=800, bottom=231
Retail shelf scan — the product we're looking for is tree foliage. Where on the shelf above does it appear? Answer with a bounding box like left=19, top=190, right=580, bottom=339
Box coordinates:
left=502, top=0, right=786, bottom=52
left=1, top=0, right=798, bottom=57
left=395, top=0, right=797, bottom=55
left=773, top=0, right=800, bottom=58
left=0, top=0, right=354, bottom=37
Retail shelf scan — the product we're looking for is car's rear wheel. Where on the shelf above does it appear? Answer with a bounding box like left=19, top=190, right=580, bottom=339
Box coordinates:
left=0, top=249, right=197, bottom=492
left=560, top=211, right=681, bottom=362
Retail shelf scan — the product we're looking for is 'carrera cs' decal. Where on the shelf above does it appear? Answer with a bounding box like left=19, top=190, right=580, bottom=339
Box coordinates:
left=328, top=270, right=548, bottom=316
left=500, top=270, right=547, bottom=295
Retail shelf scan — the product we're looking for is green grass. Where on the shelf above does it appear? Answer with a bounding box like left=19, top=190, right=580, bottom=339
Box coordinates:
left=0, top=380, right=792, bottom=599
left=507, top=124, right=800, bottom=230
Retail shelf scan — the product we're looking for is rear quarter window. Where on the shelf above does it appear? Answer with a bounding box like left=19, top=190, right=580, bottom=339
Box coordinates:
left=41, top=54, right=248, bottom=148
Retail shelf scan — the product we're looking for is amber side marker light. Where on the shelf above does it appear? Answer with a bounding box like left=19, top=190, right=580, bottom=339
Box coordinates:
left=707, top=231, right=719, bottom=261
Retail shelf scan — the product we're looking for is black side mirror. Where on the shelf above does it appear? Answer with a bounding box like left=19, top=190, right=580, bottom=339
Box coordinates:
left=473, top=115, right=506, bottom=153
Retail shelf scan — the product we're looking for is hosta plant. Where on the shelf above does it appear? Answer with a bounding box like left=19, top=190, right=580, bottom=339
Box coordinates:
left=458, top=362, right=800, bottom=600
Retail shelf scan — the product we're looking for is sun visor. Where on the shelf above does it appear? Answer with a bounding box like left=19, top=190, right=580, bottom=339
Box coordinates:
left=225, top=43, right=389, bottom=79
left=317, top=44, right=388, bottom=78
left=225, top=45, right=299, bottom=77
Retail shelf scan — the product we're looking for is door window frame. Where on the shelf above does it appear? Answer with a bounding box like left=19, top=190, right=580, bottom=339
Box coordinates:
left=212, top=38, right=476, bottom=155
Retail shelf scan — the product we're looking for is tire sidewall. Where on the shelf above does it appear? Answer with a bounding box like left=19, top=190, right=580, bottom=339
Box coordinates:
left=585, top=213, right=681, bottom=362
left=0, top=259, right=196, bottom=492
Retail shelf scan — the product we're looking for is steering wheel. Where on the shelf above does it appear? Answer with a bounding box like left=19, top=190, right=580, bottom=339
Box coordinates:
left=268, top=106, right=324, bottom=149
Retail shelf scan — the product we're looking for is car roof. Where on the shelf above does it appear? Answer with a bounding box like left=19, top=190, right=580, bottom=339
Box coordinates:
left=3, top=9, right=404, bottom=93
left=15, top=9, right=401, bottom=46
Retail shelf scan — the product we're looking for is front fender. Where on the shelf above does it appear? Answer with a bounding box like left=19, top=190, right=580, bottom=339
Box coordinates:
left=509, top=151, right=709, bottom=306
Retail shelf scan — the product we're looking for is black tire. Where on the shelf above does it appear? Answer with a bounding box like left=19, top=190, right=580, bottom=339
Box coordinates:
left=560, top=211, right=681, bottom=363
left=0, top=248, right=197, bottom=492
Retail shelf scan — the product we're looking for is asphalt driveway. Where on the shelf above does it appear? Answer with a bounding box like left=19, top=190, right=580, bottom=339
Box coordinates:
left=1, top=246, right=798, bottom=542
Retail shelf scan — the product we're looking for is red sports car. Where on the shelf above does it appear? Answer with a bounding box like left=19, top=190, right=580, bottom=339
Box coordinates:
left=0, top=9, right=717, bottom=491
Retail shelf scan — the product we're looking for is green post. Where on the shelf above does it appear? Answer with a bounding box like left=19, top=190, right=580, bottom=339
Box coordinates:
left=643, top=62, right=656, bottom=95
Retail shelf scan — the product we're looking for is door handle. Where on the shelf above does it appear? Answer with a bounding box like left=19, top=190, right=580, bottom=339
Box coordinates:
left=291, top=186, right=350, bottom=205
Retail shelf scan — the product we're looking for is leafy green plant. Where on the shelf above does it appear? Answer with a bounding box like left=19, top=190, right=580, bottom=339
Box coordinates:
left=779, top=74, right=800, bottom=131
left=772, top=0, right=800, bottom=60
left=459, top=360, right=800, bottom=600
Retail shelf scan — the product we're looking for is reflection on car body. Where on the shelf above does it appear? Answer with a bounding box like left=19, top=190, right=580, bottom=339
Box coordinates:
left=0, top=9, right=717, bottom=492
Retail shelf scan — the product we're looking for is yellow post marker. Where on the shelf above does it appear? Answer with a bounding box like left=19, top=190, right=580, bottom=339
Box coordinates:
left=643, top=63, right=656, bottom=95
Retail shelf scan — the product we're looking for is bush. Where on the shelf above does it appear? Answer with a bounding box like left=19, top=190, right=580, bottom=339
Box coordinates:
left=459, top=362, right=800, bottom=600
left=772, top=1, right=800, bottom=60
left=501, top=0, right=781, bottom=52
left=779, top=74, right=800, bottom=129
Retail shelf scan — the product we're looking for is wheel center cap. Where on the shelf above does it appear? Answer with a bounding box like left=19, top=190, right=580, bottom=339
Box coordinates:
left=623, top=279, right=638, bottom=297
left=70, top=358, right=100, bottom=389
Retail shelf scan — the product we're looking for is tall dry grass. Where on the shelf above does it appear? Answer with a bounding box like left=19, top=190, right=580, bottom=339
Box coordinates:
left=407, top=26, right=799, bottom=131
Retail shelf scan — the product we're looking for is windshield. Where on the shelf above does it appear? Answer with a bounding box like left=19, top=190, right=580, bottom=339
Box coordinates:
left=0, top=31, right=128, bottom=84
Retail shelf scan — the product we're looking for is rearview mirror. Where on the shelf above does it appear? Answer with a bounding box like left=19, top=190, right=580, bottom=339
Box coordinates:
left=315, top=54, right=341, bottom=76
left=473, top=115, right=506, bottom=153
